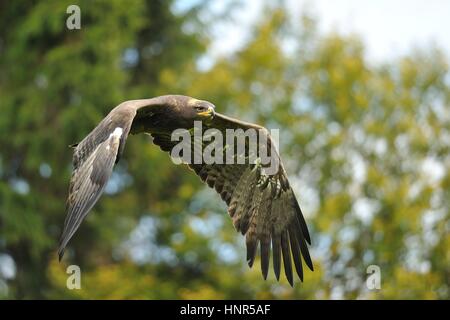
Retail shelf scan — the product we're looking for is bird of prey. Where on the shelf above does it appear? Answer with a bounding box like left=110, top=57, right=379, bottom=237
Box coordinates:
left=59, top=95, right=313, bottom=285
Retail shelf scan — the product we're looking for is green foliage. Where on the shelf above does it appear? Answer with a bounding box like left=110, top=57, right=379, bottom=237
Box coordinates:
left=0, top=1, right=448, bottom=299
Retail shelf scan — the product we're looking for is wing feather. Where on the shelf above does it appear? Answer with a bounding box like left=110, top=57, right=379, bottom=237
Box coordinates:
left=281, top=230, right=294, bottom=286
left=58, top=128, right=124, bottom=260
left=272, top=233, right=282, bottom=280
left=288, top=226, right=304, bottom=281
left=149, top=111, right=313, bottom=285
left=260, top=237, right=271, bottom=280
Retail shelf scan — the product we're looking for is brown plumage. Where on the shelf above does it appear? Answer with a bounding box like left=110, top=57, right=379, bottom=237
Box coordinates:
left=59, top=95, right=313, bottom=286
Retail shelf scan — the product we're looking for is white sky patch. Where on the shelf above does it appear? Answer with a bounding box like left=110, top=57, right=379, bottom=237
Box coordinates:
left=421, top=157, right=445, bottom=184
left=403, top=234, right=432, bottom=273
left=350, top=152, right=367, bottom=184
left=286, top=0, right=450, bottom=62
left=189, top=214, right=223, bottom=237
left=9, top=178, right=30, bottom=195
left=184, top=0, right=450, bottom=66
left=373, top=138, right=387, bottom=156
left=105, top=165, right=133, bottom=195
left=422, top=209, right=445, bottom=247
left=352, top=197, right=379, bottom=226
left=345, top=151, right=367, bottom=198
left=210, top=239, right=240, bottom=264
left=202, top=0, right=262, bottom=58
left=0, top=254, right=16, bottom=280
left=291, top=176, right=320, bottom=218
left=39, top=163, right=52, bottom=178
left=408, top=181, right=424, bottom=200
left=337, top=225, right=359, bottom=244
left=119, top=216, right=177, bottom=265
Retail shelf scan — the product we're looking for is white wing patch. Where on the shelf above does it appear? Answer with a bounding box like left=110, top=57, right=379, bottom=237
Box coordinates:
left=110, top=127, right=123, bottom=139
left=106, top=127, right=123, bottom=151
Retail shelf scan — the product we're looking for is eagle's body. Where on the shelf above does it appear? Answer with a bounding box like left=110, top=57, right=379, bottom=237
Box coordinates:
left=59, top=95, right=313, bottom=285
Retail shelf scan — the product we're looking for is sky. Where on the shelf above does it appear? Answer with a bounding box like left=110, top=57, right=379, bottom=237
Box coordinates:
left=195, top=0, right=450, bottom=63
left=292, top=0, right=450, bottom=61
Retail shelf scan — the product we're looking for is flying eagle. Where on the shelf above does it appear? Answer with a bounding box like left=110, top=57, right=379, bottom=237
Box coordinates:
left=59, top=95, right=313, bottom=285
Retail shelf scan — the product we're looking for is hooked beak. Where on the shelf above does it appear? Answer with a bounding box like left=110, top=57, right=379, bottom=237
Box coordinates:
left=197, top=105, right=215, bottom=118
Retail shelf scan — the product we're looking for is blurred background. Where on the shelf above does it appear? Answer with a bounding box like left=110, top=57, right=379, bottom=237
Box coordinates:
left=0, top=0, right=449, bottom=299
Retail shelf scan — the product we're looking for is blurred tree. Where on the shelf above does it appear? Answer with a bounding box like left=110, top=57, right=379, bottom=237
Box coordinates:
left=0, top=0, right=205, bottom=298
left=159, top=8, right=450, bottom=299
left=0, top=1, right=448, bottom=299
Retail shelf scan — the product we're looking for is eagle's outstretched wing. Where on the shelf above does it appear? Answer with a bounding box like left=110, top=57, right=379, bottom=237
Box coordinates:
left=151, top=112, right=313, bottom=285
left=58, top=110, right=135, bottom=260
left=58, top=99, right=159, bottom=260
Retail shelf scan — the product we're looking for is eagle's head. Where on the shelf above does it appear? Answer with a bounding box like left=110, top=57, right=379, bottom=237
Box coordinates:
left=185, top=97, right=215, bottom=121
left=163, top=95, right=215, bottom=128
left=129, top=95, right=216, bottom=133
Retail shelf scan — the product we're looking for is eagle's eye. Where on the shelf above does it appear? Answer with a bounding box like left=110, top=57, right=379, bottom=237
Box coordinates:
left=194, top=105, right=207, bottom=112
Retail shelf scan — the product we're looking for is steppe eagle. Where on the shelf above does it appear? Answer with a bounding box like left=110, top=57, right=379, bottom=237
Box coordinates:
left=58, top=95, right=313, bottom=286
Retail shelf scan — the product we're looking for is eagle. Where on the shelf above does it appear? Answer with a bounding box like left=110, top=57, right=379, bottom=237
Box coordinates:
left=58, top=95, right=313, bottom=286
